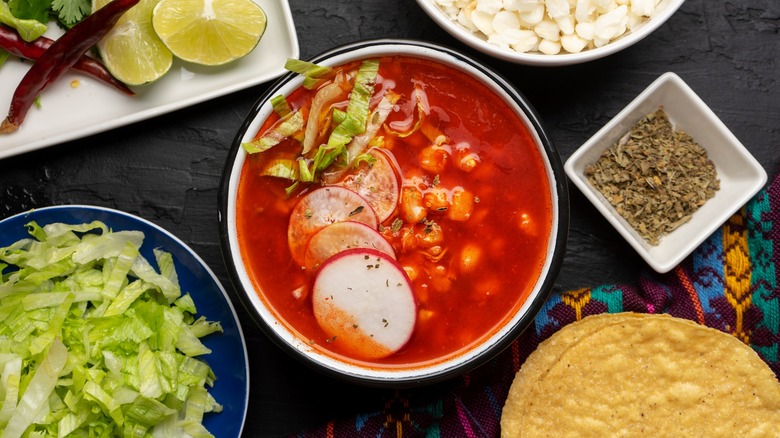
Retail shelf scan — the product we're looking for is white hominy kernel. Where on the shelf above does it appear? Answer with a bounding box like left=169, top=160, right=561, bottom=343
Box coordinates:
left=477, top=0, right=505, bottom=14
left=440, top=5, right=460, bottom=16
left=487, top=33, right=512, bottom=49
left=561, top=33, right=588, bottom=52
left=592, top=0, right=617, bottom=13
left=534, top=20, right=561, bottom=41
left=593, top=35, right=610, bottom=47
left=510, top=30, right=540, bottom=51
left=630, top=0, right=654, bottom=16
left=501, top=27, right=529, bottom=44
left=504, top=0, right=541, bottom=12
left=538, top=38, right=562, bottom=54
left=518, top=4, right=545, bottom=26
left=594, top=5, right=627, bottom=40
left=575, top=0, right=595, bottom=22
left=494, top=10, right=522, bottom=34
left=545, top=0, right=571, bottom=18
left=472, top=10, right=496, bottom=34
left=556, top=15, right=576, bottom=34
left=502, top=0, right=521, bottom=10
left=575, top=21, right=595, bottom=40
left=626, top=11, right=645, bottom=30
left=457, top=10, right=480, bottom=31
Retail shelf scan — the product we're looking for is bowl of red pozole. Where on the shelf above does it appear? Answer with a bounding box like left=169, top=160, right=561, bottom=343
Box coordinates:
left=219, top=40, right=569, bottom=386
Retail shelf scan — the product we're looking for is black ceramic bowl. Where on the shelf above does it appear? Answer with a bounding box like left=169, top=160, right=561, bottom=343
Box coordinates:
left=219, top=40, right=568, bottom=387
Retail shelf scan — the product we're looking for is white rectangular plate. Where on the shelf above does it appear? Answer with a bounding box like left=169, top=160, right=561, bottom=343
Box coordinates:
left=0, top=0, right=299, bottom=160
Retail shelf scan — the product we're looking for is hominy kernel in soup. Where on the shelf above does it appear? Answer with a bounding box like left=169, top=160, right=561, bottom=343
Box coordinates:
left=236, top=55, right=552, bottom=367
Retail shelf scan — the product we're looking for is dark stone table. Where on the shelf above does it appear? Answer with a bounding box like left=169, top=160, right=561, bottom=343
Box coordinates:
left=0, top=1, right=777, bottom=436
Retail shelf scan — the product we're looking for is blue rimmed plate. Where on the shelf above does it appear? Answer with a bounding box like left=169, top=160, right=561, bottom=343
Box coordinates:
left=0, top=205, right=249, bottom=437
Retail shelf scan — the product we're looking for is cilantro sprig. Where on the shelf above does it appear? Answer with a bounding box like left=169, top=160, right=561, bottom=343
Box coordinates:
left=51, top=0, right=91, bottom=27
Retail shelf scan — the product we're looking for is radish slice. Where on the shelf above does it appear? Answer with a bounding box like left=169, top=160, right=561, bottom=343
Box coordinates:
left=303, top=221, right=395, bottom=271
left=288, top=186, right=378, bottom=265
left=312, top=248, right=416, bottom=360
left=338, top=148, right=401, bottom=223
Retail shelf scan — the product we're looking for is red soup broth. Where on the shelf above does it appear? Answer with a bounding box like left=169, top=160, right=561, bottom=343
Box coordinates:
left=236, top=55, right=552, bottom=368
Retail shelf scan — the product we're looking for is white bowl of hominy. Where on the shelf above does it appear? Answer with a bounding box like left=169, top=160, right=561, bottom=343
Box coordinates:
left=416, top=0, right=685, bottom=66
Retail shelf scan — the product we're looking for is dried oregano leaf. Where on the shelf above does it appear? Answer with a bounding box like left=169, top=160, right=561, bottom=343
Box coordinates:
left=585, top=107, right=720, bottom=246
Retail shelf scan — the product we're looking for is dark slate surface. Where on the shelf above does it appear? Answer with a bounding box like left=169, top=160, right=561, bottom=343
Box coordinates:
left=0, top=1, right=778, bottom=436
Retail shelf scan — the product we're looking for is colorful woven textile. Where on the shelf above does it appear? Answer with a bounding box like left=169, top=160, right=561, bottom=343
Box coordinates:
left=297, top=172, right=780, bottom=438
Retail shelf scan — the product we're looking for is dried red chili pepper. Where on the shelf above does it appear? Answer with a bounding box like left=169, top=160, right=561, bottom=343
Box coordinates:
left=0, top=25, right=133, bottom=96
left=0, top=0, right=140, bottom=134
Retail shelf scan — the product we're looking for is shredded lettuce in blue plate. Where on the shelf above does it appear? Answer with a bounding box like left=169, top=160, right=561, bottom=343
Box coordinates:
left=0, top=220, right=222, bottom=438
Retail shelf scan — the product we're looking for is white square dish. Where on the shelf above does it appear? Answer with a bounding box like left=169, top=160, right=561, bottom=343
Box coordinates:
left=565, top=72, right=767, bottom=273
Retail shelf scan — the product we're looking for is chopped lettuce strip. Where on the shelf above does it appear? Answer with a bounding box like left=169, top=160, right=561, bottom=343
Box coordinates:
left=261, top=159, right=299, bottom=181
left=0, top=221, right=223, bottom=437
left=304, top=59, right=380, bottom=176
left=0, top=354, right=22, bottom=423
left=249, top=58, right=383, bottom=192
left=241, top=110, right=305, bottom=154
left=297, top=158, right=314, bottom=182
left=270, top=95, right=292, bottom=117
left=0, top=2, right=47, bottom=42
left=284, top=58, right=333, bottom=89
left=353, top=153, right=378, bottom=168
left=2, top=339, right=67, bottom=438
left=321, top=92, right=398, bottom=184
left=269, top=96, right=305, bottom=143
left=326, top=59, right=379, bottom=150
left=332, top=108, right=346, bottom=125
left=345, top=91, right=398, bottom=163
left=302, top=75, right=346, bottom=155
left=0, top=50, right=8, bottom=68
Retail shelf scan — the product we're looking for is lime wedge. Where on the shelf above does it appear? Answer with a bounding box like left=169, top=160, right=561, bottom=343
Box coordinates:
left=94, top=0, right=173, bottom=86
left=151, top=0, right=267, bottom=66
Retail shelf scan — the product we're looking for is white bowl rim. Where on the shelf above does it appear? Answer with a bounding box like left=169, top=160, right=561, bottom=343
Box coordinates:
left=219, top=39, right=569, bottom=386
left=414, top=0, right=686, bottom=66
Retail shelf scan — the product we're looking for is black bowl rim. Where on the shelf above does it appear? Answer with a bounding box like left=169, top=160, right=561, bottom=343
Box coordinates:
left=218, top=38, right=570, bottom=388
